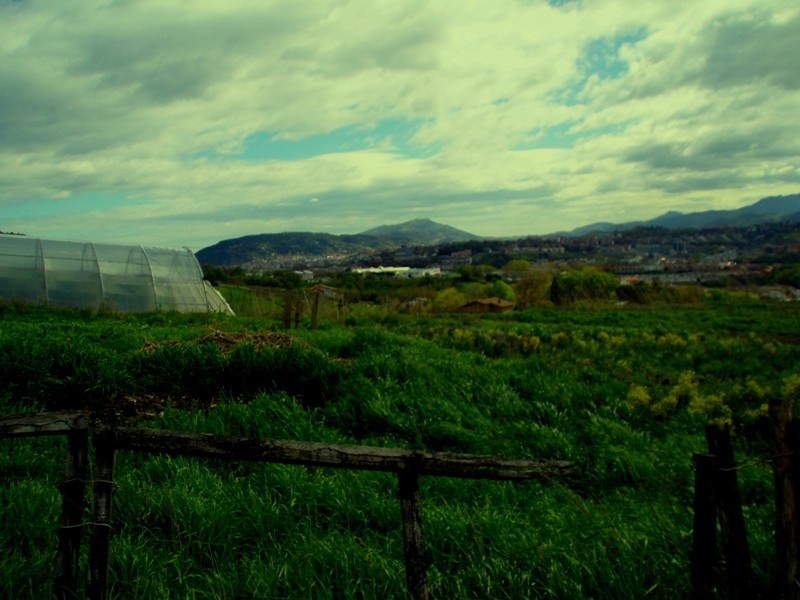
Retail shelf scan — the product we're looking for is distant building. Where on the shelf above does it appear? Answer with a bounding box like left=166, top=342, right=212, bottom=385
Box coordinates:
left=352, top=266, right=412, bottom=277
left=294, top=270, right=315, bottom=281
left=351, top=266, right=442, bottom=278
left=439, top=255, right=473, bottom=271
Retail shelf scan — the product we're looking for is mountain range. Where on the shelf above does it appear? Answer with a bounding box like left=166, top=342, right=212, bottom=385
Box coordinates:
left=568, top=193, right=800, bottom=235
left=196, top=193, right=800, bottom=267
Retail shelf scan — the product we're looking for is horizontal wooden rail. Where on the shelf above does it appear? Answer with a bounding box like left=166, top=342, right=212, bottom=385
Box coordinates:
left=101, top=423, right=574, bottom=600
left=3, top=411, right=574, bottom=600
left=0, top=412, right=87, bottom=437
left=103, top=425, right=574, bottom=480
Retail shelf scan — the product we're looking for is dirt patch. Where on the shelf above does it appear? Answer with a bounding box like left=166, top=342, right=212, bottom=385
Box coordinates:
left=93, top=392, right=225, bottom=425
left=141, top=329, right=308, bottom=354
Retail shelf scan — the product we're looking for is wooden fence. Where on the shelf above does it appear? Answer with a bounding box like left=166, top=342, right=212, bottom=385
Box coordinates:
left=690, top=403, right=800, bottom=600
left=1, top=411, right=573, bottom=600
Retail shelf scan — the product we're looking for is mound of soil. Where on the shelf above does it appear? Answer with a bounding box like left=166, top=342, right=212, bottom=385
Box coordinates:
left=141, top=329, right=307, bottom=354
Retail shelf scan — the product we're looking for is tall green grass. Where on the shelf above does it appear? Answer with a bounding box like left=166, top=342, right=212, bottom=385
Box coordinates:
left=1, top=300, right=797, bottom=598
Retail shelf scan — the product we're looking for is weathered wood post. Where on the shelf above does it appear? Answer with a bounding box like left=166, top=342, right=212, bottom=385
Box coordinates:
left=398, top=470, right=429, bottom=600
left=88, top=428, right=117, bottom=600
left=0, top=412, right=89, bottom=600
left=311, top=291, right=320, bottom=329
left=54, top=424, right=89, bottom=599
left=294, top=291, right=302, bottom=328
left=690, top=452, right=718, bottom=600
left=705, top=424, right=753, bottom=600
left=50, top=415, right=88, bottom=600
left=283, top=290, right=293, bottom=328
left=770, top=396, right=800, bottom=600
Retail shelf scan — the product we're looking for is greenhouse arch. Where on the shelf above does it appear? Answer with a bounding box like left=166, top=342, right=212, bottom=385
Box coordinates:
left=0, top=235, right=233, bottom=314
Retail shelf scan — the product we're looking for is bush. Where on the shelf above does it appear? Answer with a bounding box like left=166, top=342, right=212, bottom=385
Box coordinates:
left=550, top=267, right=619, bottom=305
left=433, top=287, right=466, bottom=312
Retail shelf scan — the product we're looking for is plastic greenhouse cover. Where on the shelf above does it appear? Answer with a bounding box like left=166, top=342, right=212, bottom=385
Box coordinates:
left=0, top=234, right=233, bottom=314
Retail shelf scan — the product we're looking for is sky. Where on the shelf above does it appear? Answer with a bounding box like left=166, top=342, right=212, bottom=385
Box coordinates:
left=1, top=0, right=798, bottom=251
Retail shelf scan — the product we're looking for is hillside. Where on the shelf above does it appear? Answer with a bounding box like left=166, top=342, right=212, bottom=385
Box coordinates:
left=196, top=219, right=479, bottom=267
left=195, top=232, right=394, bottom=267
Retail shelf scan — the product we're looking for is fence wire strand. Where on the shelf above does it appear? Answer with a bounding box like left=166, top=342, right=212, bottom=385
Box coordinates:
left=714, top=450, right=800, bottom=472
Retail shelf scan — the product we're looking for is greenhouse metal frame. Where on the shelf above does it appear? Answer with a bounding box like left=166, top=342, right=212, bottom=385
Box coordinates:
left=0, top=234, right=233, bottom=314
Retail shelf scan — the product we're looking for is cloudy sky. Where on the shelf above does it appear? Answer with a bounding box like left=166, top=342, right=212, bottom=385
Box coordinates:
left=1, top=0, right=798, bottom=251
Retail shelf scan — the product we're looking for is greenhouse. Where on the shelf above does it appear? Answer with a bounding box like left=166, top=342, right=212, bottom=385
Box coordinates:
left=0, top=234, right=233, bottom=314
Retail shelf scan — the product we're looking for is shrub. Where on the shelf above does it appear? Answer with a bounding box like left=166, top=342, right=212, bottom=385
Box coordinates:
left=550, top=267, right=619, bottom=305
left=433, top=287, right=466, bottom=312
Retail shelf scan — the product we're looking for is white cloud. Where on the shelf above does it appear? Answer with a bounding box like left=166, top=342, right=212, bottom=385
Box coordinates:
left=0, top=0, right=797, bottom=250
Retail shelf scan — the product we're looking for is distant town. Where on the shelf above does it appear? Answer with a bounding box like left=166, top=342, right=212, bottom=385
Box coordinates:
left=206, top=220, right=800, bottom=302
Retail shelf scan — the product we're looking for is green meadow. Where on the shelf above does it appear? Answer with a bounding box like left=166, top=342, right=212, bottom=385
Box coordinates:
left=1, top=296, right=799, bottom=599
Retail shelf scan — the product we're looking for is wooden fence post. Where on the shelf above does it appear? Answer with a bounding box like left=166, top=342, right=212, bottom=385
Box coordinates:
left=705, top=424, right=753, bottom=600
left=294, top=292, right=302, bottom=328
left=398, top=470, right=429, bottom=600
left=690, top=452, right=718, bottom=600
left=53, top=424, right=89, bottom=600
left=0, top=412, right=89, bottom=600
left=770, top=396, right=800, bottom=600
left=311, top=292, right=320, bottom=329
left=88, top=429, right=117, bottom=600
left=283, top=290, right=293, bottom=329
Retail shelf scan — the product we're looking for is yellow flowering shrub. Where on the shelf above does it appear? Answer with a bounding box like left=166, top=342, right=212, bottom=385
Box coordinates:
left=688, top=391, right=733, bottom=426
left=783, top=374, right=800, bottom=401
left=658, top=333, right=687, bottom=348
left=626, top=384, right=651, bottom=408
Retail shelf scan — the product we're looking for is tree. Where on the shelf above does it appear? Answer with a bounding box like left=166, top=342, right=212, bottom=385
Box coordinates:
left=550, top=267, right=619, bottom=305
left=201, top=265, right=230, bottom=285
left=514, top=269, right=553, bottom=308
left=774, top=264, right=800, bottom=287
left=433, top=287, right=466, bottom=312
left=332, top=271, right=365, bottom=293
left=457, top=265, right=495, bottom=282
left=488, top=280, right=516, bottom=303
left=503, top=259, right=533, bottom=281
left=461, top=282, right=489, bottom=300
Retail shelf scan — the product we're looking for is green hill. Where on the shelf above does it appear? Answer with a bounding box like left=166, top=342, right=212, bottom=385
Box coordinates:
left=195, top=219, right=480, bottom=267
left=195, top=232, right=393, bottom=267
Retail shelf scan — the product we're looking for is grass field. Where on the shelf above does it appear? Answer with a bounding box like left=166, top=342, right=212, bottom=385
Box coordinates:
left=1, top=297, right=798, bottom=598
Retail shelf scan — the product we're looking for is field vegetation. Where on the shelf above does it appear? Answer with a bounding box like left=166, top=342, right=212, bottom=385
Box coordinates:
left=1, top=287, right=799, bottom=598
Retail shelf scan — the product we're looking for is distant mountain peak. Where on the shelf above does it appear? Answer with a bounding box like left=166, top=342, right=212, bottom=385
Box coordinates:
left=743, top=194, right=800, bottom=215
left=359, top=219, right=481, bottom=244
